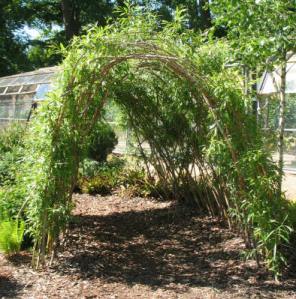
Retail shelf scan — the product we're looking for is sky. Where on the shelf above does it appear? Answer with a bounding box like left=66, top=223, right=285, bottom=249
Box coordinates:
left=20, top=24, right=63, bottom=40
left=23, top=25, right=41, bottom=39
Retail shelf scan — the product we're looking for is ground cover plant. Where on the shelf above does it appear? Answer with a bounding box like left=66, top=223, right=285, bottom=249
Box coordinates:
left=2, top=5, right=293, bottom=278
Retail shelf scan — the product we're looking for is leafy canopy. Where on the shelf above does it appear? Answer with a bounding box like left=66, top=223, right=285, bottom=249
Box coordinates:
left=211, top=0, right=296, bottom=66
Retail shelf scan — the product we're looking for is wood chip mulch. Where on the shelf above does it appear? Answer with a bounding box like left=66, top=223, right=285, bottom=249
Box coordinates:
left=0, top=193, right=296, bottom=299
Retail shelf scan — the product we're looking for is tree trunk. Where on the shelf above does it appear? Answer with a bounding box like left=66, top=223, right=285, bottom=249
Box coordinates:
left=61, top=0, right=80, bottom=41
left=198, top=0, right=211, bottom=30
left=278, top=57, right=287, bottom=191
left=188, top=0, right=211, bottom=31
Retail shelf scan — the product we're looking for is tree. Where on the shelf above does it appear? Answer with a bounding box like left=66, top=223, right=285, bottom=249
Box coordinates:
left=25, top=0, right=213, bottom=41
left=24, top=0, right=115, bottom=41
left=0, top=1, right=31, bottom=76
left=211, top=0, right=296, bottom=190
left=0, top=0, right=215, bottom=76
left=157, top=0, right=212, bottom=30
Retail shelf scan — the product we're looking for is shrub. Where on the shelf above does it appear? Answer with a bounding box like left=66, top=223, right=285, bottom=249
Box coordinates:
left=117, top=167, right=155, bottom=198
left=87, top=122, right=118, bottom=162
left=77, top=156, right=156, bottom=197
left=0, top=123, right=26, bottom=186
left=0, top=123, right=27, bottom=235
left=0, top=122, right=25, bottom=152
left=0, top=217, right=25, bottom=254
left=0, top=123, right=27, bottom=225
left=77, top=155, right=125, bottom=195
left=79, top=158, right=101, bottom=178
left=79, top=176, right=114, bottom=195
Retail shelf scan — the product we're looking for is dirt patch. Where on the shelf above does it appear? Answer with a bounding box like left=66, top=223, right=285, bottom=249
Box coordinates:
left=0, top=194, right=296, bottom=298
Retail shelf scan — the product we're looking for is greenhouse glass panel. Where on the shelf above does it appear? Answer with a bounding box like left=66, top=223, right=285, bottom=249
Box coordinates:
left=21, top=84, right=38, bottom=92
left=35, top=84, right=52, bottom=100
left=15, top=94, right=33, bottom=120
left=0, top=100, right=10, bottom=119
left=257, top=54, right=296, bottom=172
left=286, top=63, right=296, bottom=93
left=0, top=95, right=15, bottom=119
left=6, top=85, right=22, bottom=93
left=258, top=54, right=296, bottom=95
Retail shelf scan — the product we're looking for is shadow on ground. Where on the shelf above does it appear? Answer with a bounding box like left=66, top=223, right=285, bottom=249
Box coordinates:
left=7, top=252, right=32, bottom=267
left=0, top=275, right=23, bottom=298
left=52, top=202, right=296, bottom=294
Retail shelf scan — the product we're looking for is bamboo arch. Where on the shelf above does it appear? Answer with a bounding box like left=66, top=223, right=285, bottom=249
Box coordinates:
left=18, top=9, right=289, bottom=274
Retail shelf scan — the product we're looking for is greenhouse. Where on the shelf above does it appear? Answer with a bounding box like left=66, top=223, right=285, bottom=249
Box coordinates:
left=0, top=67, right=57, bottom=127
left=0, top=66, right=137, bottom=154
left=257, top=54, right=296, bottom=172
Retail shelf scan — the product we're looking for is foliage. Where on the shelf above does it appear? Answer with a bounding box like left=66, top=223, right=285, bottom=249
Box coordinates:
left=0, top=123, right=26, bottom=186
left=77, top=156, right=124, bottom=195
left=211, top=0, right=296, bottom=67
left=0, top=0, right=32, bottom=76
left=0, top=122, right=26, bottom=152
left=77, top=156, right=154, bottom=197
left=121, top=169, right=157, bottom=198
left=211, top=0, right=296, bottom=223
left=87, top=122, right=118, bottom=162
left=22, top=0, right=212, bottom=39
left=0, top=0, right=214, bottom=77
left=8, top=5, right=292, bottom=276
left=0, top=123, right=27, bottom=252
left=27, top=33, right=65, bottom=70
left=287, top=200, right=296, bottom=229
left=0, top=217, right=25, bottom=254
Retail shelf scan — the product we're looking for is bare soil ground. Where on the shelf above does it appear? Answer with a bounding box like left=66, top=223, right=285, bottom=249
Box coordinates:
left=0, top=194, right=296, bottom=299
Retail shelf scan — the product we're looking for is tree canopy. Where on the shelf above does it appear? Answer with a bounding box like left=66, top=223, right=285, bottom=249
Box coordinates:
left=211, top=0, right=296, bottom=67
left=0, top=1, right=30, bottom=76
left=0, top=0, right=212, bottom=76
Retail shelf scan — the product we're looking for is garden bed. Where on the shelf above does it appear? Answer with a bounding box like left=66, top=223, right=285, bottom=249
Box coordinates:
left=0, top=193, right=295, bottom=298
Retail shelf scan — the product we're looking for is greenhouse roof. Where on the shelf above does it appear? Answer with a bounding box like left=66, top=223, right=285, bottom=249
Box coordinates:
left=258, top=54, right=296, bottom=95
left=0, top=66, right=58, bottom=89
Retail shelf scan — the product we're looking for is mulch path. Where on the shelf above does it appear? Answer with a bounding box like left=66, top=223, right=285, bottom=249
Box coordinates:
left=0, top=193, right=296, bottom=299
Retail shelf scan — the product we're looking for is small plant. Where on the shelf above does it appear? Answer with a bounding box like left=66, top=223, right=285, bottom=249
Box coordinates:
left=79, top=176, right=114, bottom=195
left=0, top=122, right=26, bottom=153
left=0, top=217, right=25, bottom=254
